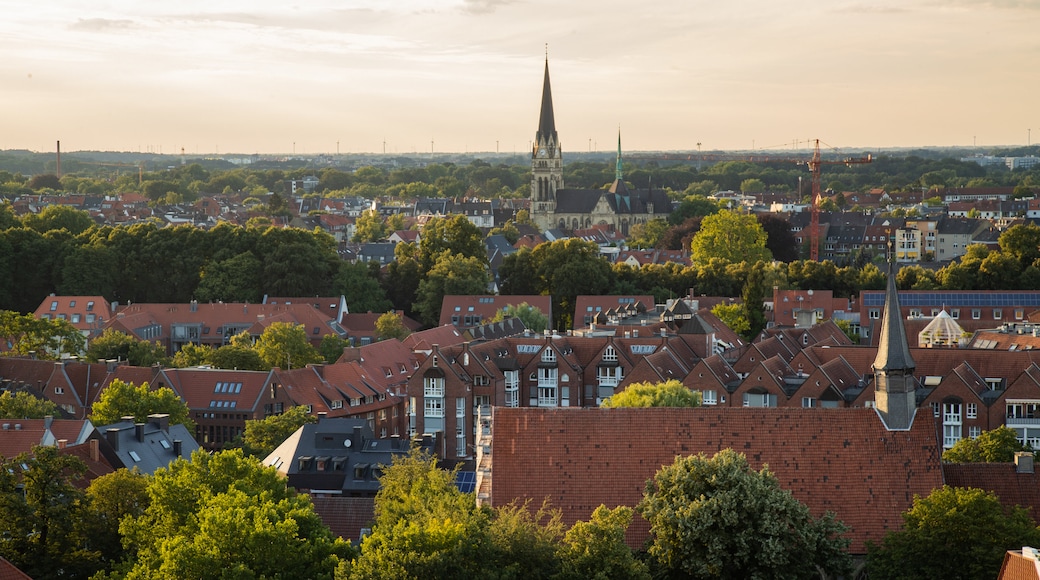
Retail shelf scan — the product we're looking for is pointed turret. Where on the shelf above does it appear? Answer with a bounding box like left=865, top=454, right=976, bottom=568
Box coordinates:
left=614, top=130, right=623, bottom=182
left=873, top=252, right=917, bottom=430
left=536, top=59, right=557, bottom=151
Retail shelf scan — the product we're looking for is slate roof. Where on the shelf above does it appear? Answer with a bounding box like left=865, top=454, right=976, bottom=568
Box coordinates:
left=873, top=264, right=916, bottom=372
left=94, top=414, right=199, bottom=474
left=490, top=407, right=943, bottom=555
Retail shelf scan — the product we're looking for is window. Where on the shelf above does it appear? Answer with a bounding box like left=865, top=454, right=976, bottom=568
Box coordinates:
left=742, top=393, right=777, bottom=407
left=504, top=370, right=519, bottom=408
left=971, top=309, right=981, bottom=320
left=868, top=309, right=880, bottom=320
left=966, top=403, right=977, bottom=419
left=424, top=397, right=444, bottom=418
left=50, top=301, right=57, bottom=311
left=1016, top=309, right=1025, bottom=320
left=541, top=348, right=556, bottom=363
left=86, top=301, right=94, bottom=311
left=994, top=309, right=1002, bottom=320
left=71, top=314, right=80, bottom=323
left=331, top=400, right=343, bottom=409
left=603, top=346, right=618, bottom=362
left=702, top=390, right=717, bottom=405
left=969, top=426, right=981, bottom=438
left=951, top=309, right=960, bottom=319
left=930, top=402, right=940, bottom=417
left=802, top=397, right=816, bottom=408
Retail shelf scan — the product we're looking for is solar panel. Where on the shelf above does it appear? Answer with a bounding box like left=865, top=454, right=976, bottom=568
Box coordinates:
left=454, top=471, right=477, bottom=494
left=863, top=291, right=1040, bottom=308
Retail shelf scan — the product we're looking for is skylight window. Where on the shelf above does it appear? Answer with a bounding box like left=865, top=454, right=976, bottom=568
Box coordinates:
left=129, top=451, right=141, bottom=462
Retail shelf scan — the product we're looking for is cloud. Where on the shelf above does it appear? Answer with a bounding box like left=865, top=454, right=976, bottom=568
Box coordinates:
left=68, top=18, right=138, bottom=32
left=462, top=0, right=519, bottom=14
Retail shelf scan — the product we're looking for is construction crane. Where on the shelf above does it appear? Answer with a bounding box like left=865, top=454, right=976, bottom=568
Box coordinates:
left=628, top=139, right=873, bottom=261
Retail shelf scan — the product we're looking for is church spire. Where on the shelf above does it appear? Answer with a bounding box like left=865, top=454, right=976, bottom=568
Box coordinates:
left=535, top=57, right=557, bottom=151
left=615, top=129, right=623, bottom=182
left=873, top=243, right=917, bottom=430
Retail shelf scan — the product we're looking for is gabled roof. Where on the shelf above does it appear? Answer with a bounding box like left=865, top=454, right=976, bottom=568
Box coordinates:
left=996, top=549, right=1040, bottom=580
left=402, top=324, right=467, bottom=352
left=162, top=367, right=272, bottom=412
left=439, top=295, right=551, bottom=328
left=0, top=556, right=32, bottom=580
left=490, top=407, right=942, bottom=555
left=944, top=462, right=1040, bottom=523
left=94, top=414, right=199, bottom=475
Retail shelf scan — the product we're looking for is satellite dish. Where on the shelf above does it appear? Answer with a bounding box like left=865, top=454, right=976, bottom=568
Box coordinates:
left=344, top=439, right=352, bottom=448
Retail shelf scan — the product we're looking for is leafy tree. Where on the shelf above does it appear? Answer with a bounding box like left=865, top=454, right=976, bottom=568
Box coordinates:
left=28, top=173, right=62, bottom=191
left=998, top=222, right=1040, bottom=267
left=0, top=390, right=60, bottom=419
left=333, top=261, right=392, bottom=314
left=319, top=334, right=351, bottom=364
left=22, top=204, right=95, bottom=235
left=417, top=214, right=487, bottom=274
left=942, top=426, right=1035, bottom=463
left=638, top=449, right=851, bottom=579
left=116, top=449, right=349, bottom=579
left=208, top=344, right=267, bottom=371
left=690, top=209, right=772, bottom=265
left=381, top=252, right=422, bottom=318
left=528, top=239, right=614, bottom=329
left=170, top=342, right=214, bottom=368
left=627, top=218, right=670, bottom=249
left=240, top=405, right=317, bottom=458
left=668, top=195, right=719, bottom=225
left=0, top=445, right=99, bottom=579
left=834, top=319, right=859, bottom=343
left=866, top=486, right=1040, bottom=580
left=352, top=209, right=387, bottom=242
left=90, top=379, right=192, bottom=428
left=742, top=261, right=769, bottom=340
left=374, top=311, right=411, bottom=341
left=0, top=309, right=85, bottom=359
left=556, top=505, right=650, bottom=580
left=194, top=251, right=262, bottom=303
left=757, top=214, right=800, bottom=263
left=601, top=379, right=701, bottom=408
left=490, top=302, right=549, bottom=333
left=84, top=328, right=170, bottom=367
left=740, top=178, right=766, bottom=193
left=254, top=322, right=324, bottom=370
left=414, top=253, right=491, bottom=327
left=711, top=302, right=750, bottom=337
left=488, top=220, right=521, bottom=244
left=80, top=468, right=150, bottom=569
left=342, top=449, right=492, bottom=579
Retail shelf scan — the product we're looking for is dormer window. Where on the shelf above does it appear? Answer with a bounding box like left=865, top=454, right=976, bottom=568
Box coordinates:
left=541, top=348, right=556, bottom=363
left=603, top=346, right=618, bottom=362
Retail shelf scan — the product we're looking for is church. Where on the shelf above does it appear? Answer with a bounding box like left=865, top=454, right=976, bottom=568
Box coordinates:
left=529, top=59, right=672, bottom=234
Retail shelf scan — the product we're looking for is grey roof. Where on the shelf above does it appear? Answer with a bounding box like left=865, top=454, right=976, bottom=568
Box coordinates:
left=264, top=417, right=409, bottom=495
left=95, top=414, right=199, bottom=474
left=936, top=217, right=984, bottom=236
left=873, top=262, right=916, bottom=372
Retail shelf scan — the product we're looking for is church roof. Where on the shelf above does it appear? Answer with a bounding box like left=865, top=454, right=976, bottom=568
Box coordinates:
left=536, top=59, right=557, bottom=146
left=873, top=262, right=916, bottom=372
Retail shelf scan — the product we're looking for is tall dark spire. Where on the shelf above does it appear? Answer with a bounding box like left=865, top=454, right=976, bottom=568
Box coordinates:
left=615, top=129, right=623, bottom=182
left=536, top=58, right=557, bottom=148
left=873, top=257, right=915, bottom=373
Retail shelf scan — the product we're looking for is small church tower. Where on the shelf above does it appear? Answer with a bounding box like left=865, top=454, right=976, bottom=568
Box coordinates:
left=873, top=250, right=917, bottom=430
left=531, top=57, right=563, bottom=225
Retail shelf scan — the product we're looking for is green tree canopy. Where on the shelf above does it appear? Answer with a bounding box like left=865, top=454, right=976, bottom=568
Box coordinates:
left=690, top=209, right=772, bottom=265
left=942, top=426, right=1035, bottom=463
left=414, top=253, right=491, bottom=327
left=491, top=302, right=549, bottom=333
left=89, top=378, right=192, bottom=428
left=116, top=449, right=349, bottom=579
left=21, top=204, right=94, bottom=235
left=0, top=309, right=86, bottom=359
left=638, top=449, right=851, bottom=579
left=866, top=486, right=1040, bottom=580
left=374, top=310, right=411, bottom=341
left=254, top=321, right=324, bottom=370
left=417, top=214, right=487, bottom=274
left=556, top=505, right=650, bottom=580
left=352, top=209, right=387, bottom=243
left=239, top=405, right=317, bottom=458
left=0, top=390, right=60, bottom=419
left=601, top=379, right=701, bottom=408
left=84, top=328, right=170, bottom=367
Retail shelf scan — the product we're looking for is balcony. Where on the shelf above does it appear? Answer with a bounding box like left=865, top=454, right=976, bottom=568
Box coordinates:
left=1006, top=415, right=1040, bottom=426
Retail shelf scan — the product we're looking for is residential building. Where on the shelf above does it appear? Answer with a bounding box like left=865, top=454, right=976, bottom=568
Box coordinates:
left=93, top=413, right=199, bottom=474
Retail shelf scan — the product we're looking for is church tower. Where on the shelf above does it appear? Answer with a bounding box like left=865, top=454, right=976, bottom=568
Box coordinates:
left=531, top=57, right=563, bottom=226
left=873, top=251, right=917, bottom=430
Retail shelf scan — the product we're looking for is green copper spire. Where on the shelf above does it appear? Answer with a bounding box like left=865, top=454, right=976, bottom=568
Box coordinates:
left=615, top=129, right=623, bottom=182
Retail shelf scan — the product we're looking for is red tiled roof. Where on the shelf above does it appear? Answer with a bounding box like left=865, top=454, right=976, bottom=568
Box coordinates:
left=943, top=462, right=1040, bottom=522
left=310, top=496, right=375, bottom=541
left=0, top=556, right=32, bottom=580
left=490, top=407, right=942, bottom=555
left=997, top=550, right=1040, bottom=580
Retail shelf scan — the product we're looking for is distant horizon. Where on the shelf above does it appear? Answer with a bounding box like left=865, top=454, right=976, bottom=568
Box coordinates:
left=3, top=2, right=1039, bottom=156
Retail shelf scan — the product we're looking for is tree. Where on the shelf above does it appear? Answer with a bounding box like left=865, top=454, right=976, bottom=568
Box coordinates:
left=556, top=505, right=650, bottom=580
left=90, top=379, right=192, bottom=428
left=333, top=261, right=392, bottom=314
left=84, top=328, right=170, bottom=367
left=254, top=321, right=324, bottom=370
left=414, top=253, right=491, bottom=327
left=601, top=379, right=701, bottom=408
left=28, top=173, right=62, bottom=191
left=352, top=209, right=387, bottom=242
left=116, top=449, right=349, bottom=579
left=740, top=178, right=766, bottom=193
left=757, top=214, right=800, bottom=263
left=80, top=468, right=151, bottom=569
left=170, top=342, right=214, bottom=368
left=690, top=209, right=772, bottom=265
left=490, top=302, right=549, bottom=333
left=374, top=311, right=411, bottom=341
left=319, top=334, right=351, bottom=364
left=208, top=344, right=267, bottom=371
left=21, top=204, right=94, bottom=235
left=638, top=449, right=851, bottom=579
left=942, top=426, right=1034, bottom=463
left=240, top=405, right=317, bottom=457
left=711, top=302, right=750, bottom=337
left=0, top=445, right=100, bottom=579
left=417, top=214, right=487, bottom=274
left=0, top=309, right=86, bottom=359
left=0, top=390, right=60, bottom=419
left=866, top=486, right=1040, bottom=580
left=528, top=239, right=614, bottom=329
left=998, top=222, right=1040, bottom=267
left=627, top=218, right=670, bottom=249
left=194, top=251, right=262, bottom=303
left=342, top=449, right=492, bottom=579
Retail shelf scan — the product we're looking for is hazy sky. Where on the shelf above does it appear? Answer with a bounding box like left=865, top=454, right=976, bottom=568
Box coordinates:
left=2, top=0, right=1039, bottom=155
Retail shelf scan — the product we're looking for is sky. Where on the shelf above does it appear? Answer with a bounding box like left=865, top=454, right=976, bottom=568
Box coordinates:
left=2, top=0, right=1039, bottom=156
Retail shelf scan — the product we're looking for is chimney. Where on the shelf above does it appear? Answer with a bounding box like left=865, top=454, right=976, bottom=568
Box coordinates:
left=135, top=423, right=145, bottom=442
left=57, top=439, right=67, bottom=449
left=106, top=428, right=120, bottom=451
left=173, top=440, right=182, bottom=457
left=1015, top=452, right=1035, bottom=474
left=352, top=425, right=363, bottom=449
left=148, top=413, right=170, bottom=432
left=90, top=438, right=100, bottom=462
left=317, top=412, right=327, bottom=420
left=339, top=347, right=362, bottom=363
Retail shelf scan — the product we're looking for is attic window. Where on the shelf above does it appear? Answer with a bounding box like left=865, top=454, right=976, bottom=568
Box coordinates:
left=54, top=387, right=64, bottom=395
left=160, top=440, right=171, bottom=449
left=86, top=301, right=94, bottom=311
left=354, top=463, right=369, bottom=480
left=313, top=327, right=320, bottom=335
left=128, top=451, right=141, bottom=462
left=50, top=301, right=57, bottom=311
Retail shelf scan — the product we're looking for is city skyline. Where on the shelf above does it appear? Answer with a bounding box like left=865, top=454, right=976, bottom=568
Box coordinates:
left=2, top=0, right=1039, bottom=156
